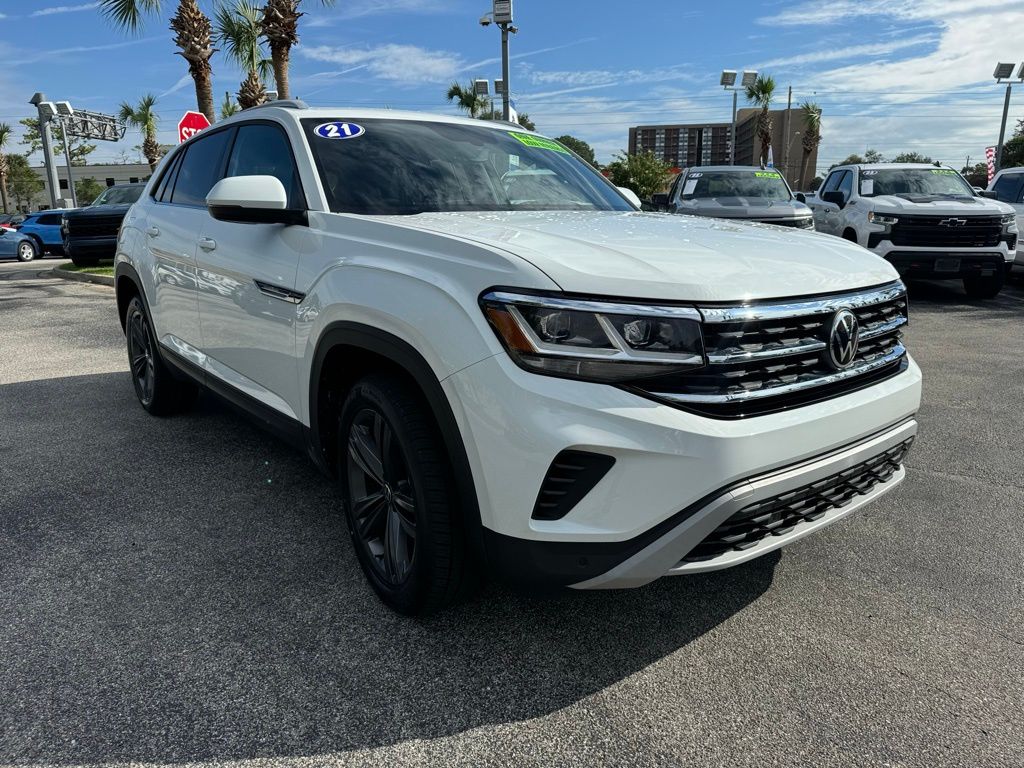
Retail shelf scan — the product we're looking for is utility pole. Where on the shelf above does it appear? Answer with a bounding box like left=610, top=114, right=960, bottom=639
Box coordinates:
left=500, top=24, right=511, bottom=121
left=782, top=85, right=793, bottom=184
left=993, top=63, right=1024, bottom=172
left=996, top=82, right=1012, bottom=171
left=481, top=1, right=517, bottom=123
left=29, top=93, right=61, bottom=209
left=730, top=91, right=738, bottom=166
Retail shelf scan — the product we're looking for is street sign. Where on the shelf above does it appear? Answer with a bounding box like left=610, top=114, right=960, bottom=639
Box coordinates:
left=177, top=111, right=211, bottom=144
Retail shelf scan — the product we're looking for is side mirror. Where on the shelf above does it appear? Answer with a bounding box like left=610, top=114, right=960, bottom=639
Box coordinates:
left=795, top=192, right=806, bottom=203
left=206, top=175, right=307, bottom=225
left=821, top=190, right=846, bottom=207
left=977, top=189, right=997, bottom=199
left=617, top=186, right=642, bottom=209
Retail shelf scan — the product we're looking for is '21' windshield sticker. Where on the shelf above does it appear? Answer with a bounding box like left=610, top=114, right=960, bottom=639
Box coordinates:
left=314, top=122, right=365, bottom=139
left=509, top=133, right=569, bottom=153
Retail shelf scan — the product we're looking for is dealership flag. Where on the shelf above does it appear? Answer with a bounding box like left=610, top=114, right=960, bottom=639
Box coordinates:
left=985, top=146, right=996, bottom=184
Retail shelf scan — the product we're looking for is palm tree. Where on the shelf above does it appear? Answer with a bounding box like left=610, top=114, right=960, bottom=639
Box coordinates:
left=215, top=0, right=271, bottom=109
left=0, top=123, right=11, bottom=214
left=99, top=0, right=217, bottom=123
left=221, top=92, right=242, bottom=119
left=261, top=0, right=335, bottom=100
left=798, top=101, right=822, bottom=190
left=745, top=73, right=776, bottom=167
left=119, top=94, right=163, bottom=171
left=446, top=82, right=488, bottom=119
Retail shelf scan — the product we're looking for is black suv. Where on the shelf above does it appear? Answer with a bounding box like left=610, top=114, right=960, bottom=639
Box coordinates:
left=62, top=183, right=145, bottom=266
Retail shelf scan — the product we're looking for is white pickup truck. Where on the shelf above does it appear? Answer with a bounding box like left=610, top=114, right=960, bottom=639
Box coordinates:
left=807, top=163, right=1018, bottom=298
left=987, top=166, right=1024, bottom=269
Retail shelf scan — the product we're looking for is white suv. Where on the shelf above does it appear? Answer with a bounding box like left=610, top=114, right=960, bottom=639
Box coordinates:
left=807, top=163, right=1017, bottom=298
left=115, top=103, right=922, bottom=615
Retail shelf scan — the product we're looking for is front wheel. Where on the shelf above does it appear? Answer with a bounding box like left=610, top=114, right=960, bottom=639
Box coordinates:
left=338, top=374, right=469, bottom=615
left=125, top=296, right=197, bottom=416
left=963, top=272, right=1004, bottom=299
left=15, top=239, right=38, bottom=262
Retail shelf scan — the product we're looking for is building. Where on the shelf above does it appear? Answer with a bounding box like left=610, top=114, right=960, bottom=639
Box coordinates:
left=628, top=107, right=820, bottom=190
left=27, top=162, right=154, bottom=211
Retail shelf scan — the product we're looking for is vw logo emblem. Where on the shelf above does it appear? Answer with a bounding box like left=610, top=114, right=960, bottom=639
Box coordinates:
left=827, top=309, right=860, bottom=370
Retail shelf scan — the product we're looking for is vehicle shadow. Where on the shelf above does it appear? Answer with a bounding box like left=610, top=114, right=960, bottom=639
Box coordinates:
left=0, top=372, right=778, bottom=764
left=904, top=274, right=1024, bottom=313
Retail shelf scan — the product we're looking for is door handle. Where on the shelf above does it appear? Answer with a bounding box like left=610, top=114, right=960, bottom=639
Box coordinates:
left=198, top=237, right=217, bottom=251
left=146, top=226, right=160, bottom=237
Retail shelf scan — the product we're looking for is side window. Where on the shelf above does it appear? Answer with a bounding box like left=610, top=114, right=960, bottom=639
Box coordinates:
left=992, top=173, right=1024, bottom=204
left=821, top=171, right=844, bottom=193
left=39, top=214, right=63, bottom=226
left=170, top=129, right=234, bottom=207
left=224, top=123, right=304, bottom=208
left=153, top=152, right=181, bottom=202
left=837, top=170, right=853, bottom=200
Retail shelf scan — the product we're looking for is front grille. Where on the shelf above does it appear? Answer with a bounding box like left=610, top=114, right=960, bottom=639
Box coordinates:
left=641, top=283, right=908, bottom=418
left=889, top=215, right=1002, bottom=248
left=683, top=437, right=914, bottom=562
left=66, top=216, right=123, bottom=238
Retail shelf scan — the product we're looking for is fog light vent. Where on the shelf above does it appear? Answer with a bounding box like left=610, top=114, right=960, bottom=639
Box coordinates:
left=532, top=450, right=616, bottom=521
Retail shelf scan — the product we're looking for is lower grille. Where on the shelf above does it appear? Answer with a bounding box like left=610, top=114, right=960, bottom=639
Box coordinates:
left=532, top=450, right=616, bottom=521
left=683, top=437, right=913, bottom=562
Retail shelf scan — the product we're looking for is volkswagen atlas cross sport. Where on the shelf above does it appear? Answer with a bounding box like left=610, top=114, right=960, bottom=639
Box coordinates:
left=114, top=102, right=922, bottom=615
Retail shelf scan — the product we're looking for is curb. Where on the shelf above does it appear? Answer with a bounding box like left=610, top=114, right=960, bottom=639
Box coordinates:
left=50, top=266, right=115, bottom=288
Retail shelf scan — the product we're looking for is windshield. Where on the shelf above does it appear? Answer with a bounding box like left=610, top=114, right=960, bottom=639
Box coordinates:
left=680, top=170, right=791, bottom=201
left=301, top=118, right=632, bottom=215
left=92, top=186, right=143, bottom=206
left=859, top=168, right=974, bottom=199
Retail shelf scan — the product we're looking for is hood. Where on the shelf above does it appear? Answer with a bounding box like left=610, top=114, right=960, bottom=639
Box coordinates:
left=679, top=198, right=811, bottom=220
left=379, top=211, right=898, bottom=302
left=870, top=195, right=1014, bottom=215
left=67, top=203, right=132, bottom=218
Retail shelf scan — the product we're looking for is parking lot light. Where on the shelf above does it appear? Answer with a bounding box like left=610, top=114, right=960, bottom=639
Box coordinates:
left=722, top=68, right=757, bottom=165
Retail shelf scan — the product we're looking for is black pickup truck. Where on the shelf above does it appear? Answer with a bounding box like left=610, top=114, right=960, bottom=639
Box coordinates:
left=62, top=183, right=145, bottom=266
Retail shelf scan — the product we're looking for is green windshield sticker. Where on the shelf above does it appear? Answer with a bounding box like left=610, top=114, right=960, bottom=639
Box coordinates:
left=931, top=169, right=957, bottom=175
left=754, top=171, right=782, bottom=178
left=509, top=133, right=569, bottom=153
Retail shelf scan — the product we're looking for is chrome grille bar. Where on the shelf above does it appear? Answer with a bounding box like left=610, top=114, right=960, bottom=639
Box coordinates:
left=698, top=283, right=906, bottom=324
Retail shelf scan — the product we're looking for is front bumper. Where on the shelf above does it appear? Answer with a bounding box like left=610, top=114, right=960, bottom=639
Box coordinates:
left=64, top=236, right=117, bottom=259
left=869, top=240, right=1014, bottom=278
left=444, top=352, right=922, bottom=587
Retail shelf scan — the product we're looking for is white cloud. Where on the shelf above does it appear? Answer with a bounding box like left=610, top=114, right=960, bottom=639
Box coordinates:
left=301, top=44, right=463, bottom=83
left=757, top=0, right=1022, bottom=26
left=159, top=74, right=193, bottom=99
left=9, top=35, right=162, bottom=66
left=753, top=35, right=936, bottom=69
left=30, top=2, right=99, bottom=17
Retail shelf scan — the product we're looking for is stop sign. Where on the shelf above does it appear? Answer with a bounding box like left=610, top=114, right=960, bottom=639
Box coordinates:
left=177, top=111, right=211, bottom=143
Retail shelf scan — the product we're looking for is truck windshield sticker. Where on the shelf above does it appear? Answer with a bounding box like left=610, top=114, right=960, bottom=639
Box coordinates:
left=682, top=179, right=699, bottom=195
left=314, top=122, right=365, bottom=140
left=509, top=133, right=569, bottom=153
left=688, top=172, right=703, bottom=178
left=861, top=179, right=875, bottom=195
left=754, top=171, right=781, bottom=178
left=862, top=169, right=878, bottom=176
left=931, top=169, right=957, bottom=175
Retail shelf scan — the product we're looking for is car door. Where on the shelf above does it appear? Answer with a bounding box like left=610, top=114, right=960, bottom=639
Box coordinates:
left=195, top=121, right=312, bottom=420
left=812, top=170, right=848, bottom=235
left=143, top=127, right=235, bottom=364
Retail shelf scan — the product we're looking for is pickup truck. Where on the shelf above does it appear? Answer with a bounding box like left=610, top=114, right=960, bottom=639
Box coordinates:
left=62, top=183, right=146, bottom=266
left=807, top=163, right=1017, bottom=298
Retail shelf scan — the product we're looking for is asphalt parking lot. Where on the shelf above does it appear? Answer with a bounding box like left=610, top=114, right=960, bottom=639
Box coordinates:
left=1, top=259, right=1022, bottom=767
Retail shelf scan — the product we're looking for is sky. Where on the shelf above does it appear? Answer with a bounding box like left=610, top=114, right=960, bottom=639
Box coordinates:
left=1, top=0, right=1022, bottom=175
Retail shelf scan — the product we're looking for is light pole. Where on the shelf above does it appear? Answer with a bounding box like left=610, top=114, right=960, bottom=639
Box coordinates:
left=721, top=70, right=757, bottom=165
left=29, top=93, right=62, bottom=209
left=55, top=101, right=78, bottom=208
left=993, top=62, right=1024, bottom=172
left=480, top=1, right=518, bottom=122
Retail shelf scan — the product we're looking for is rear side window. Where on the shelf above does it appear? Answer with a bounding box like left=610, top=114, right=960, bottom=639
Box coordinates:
left=38, top=214, right=62, bottom=226
left=225, top=123, right=304, bottom=208
left=154, top=151, right=183, bottom=202
left=992, top=173, right=1024, bottom=204
left=170, top=129, right=234, bottom=207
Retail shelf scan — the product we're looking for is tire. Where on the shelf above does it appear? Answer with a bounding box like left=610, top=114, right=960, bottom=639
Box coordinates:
left=15, top=239, right=38, bottom=262
left=125, top=296, right=198, bottom=416
left=963, top=272, right=1004, bottom=299
left=842, top=229, right=858, bottom=243
left=338, top=374, right=468, bottom=616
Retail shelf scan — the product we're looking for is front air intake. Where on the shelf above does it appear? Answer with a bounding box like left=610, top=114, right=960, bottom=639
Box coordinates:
left=532, top=450, right=616, bottom=521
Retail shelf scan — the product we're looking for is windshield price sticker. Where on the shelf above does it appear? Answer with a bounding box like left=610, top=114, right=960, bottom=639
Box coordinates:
left=861, top=179, right=875, bottom=195
left=509, top=133, right=569, bottom=153
left=682, top=179, right=699, bottom=195
left=314, top=122, right=365, bottom=140
left=931, top=169, right=957, bottom=175
left=754, top=171, right=781, bottom=178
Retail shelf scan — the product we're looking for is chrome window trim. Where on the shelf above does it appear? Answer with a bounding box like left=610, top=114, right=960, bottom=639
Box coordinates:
left=650, top=344, right=906, bottom=404
left=698, top=282, right=906, bottom=324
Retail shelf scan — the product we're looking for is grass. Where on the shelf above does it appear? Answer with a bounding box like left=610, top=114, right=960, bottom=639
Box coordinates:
left=58, top=262, right=114, bottom=277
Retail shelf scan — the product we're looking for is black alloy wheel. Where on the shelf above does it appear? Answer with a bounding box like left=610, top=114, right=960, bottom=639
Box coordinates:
left=346, top=407, right=418, bottom=585
left=127, top=301, right=156, bottom=407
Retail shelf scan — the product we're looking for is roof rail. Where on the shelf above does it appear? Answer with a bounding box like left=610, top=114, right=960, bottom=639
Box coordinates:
left=247, top=98, right=309, bottom=111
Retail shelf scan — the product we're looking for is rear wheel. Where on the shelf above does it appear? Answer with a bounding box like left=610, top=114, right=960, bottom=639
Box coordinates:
left=15, top=240, right=38, bottom=262
left=963, top=272, right=1004, bottom=299
left=338, top=374, right=468, bottom=615
left=125, top=296, right=197, bottom=416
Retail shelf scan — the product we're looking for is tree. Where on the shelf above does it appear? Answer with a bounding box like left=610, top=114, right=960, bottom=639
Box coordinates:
left=828, top=154, right=865, bottom=171
left=554, top=135, right=597, bottom=167
left=216, top=0, right=271, bottom=109
left=797, top=101, right=821, bottom=190
left=890, top=152, right=934, bottom=164
left=76, top=177, right=106, bottom=204
left=99, top=0, right=217, bottom=123
left=745, top=73, right=776, bottom=167
left=119, top=94, right=163, bottom=171
left=1001, top=135, right=1024, bottom=168
left=0, top=123, right=11, bottom=214
left=1014, top=117, right=1023, bottom=138
left=480, top=109, right=535, bottom=131
left=19, top=118, right=97, bottom=166
left=6, top=154, right=43, bottom=211
left=863, top=148, right=884, bottom=164
left=262, top=0, right=335, bottom=100
left=446, top=82, right=488, bottom=118
left=604, top=151, right=672, bottom=201
left=961, top=162, right=990, bottom=187
left=221, top=92, right=242, bottom=119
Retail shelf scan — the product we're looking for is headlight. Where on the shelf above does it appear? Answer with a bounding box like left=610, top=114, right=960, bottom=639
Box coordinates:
left=868, top=212, right=899, bottom=226
left=796, top=216, right=815, bottom=229
left=480, top=290, right=706, bottom=383
left=1001, top=214, right=1017, bottom=231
